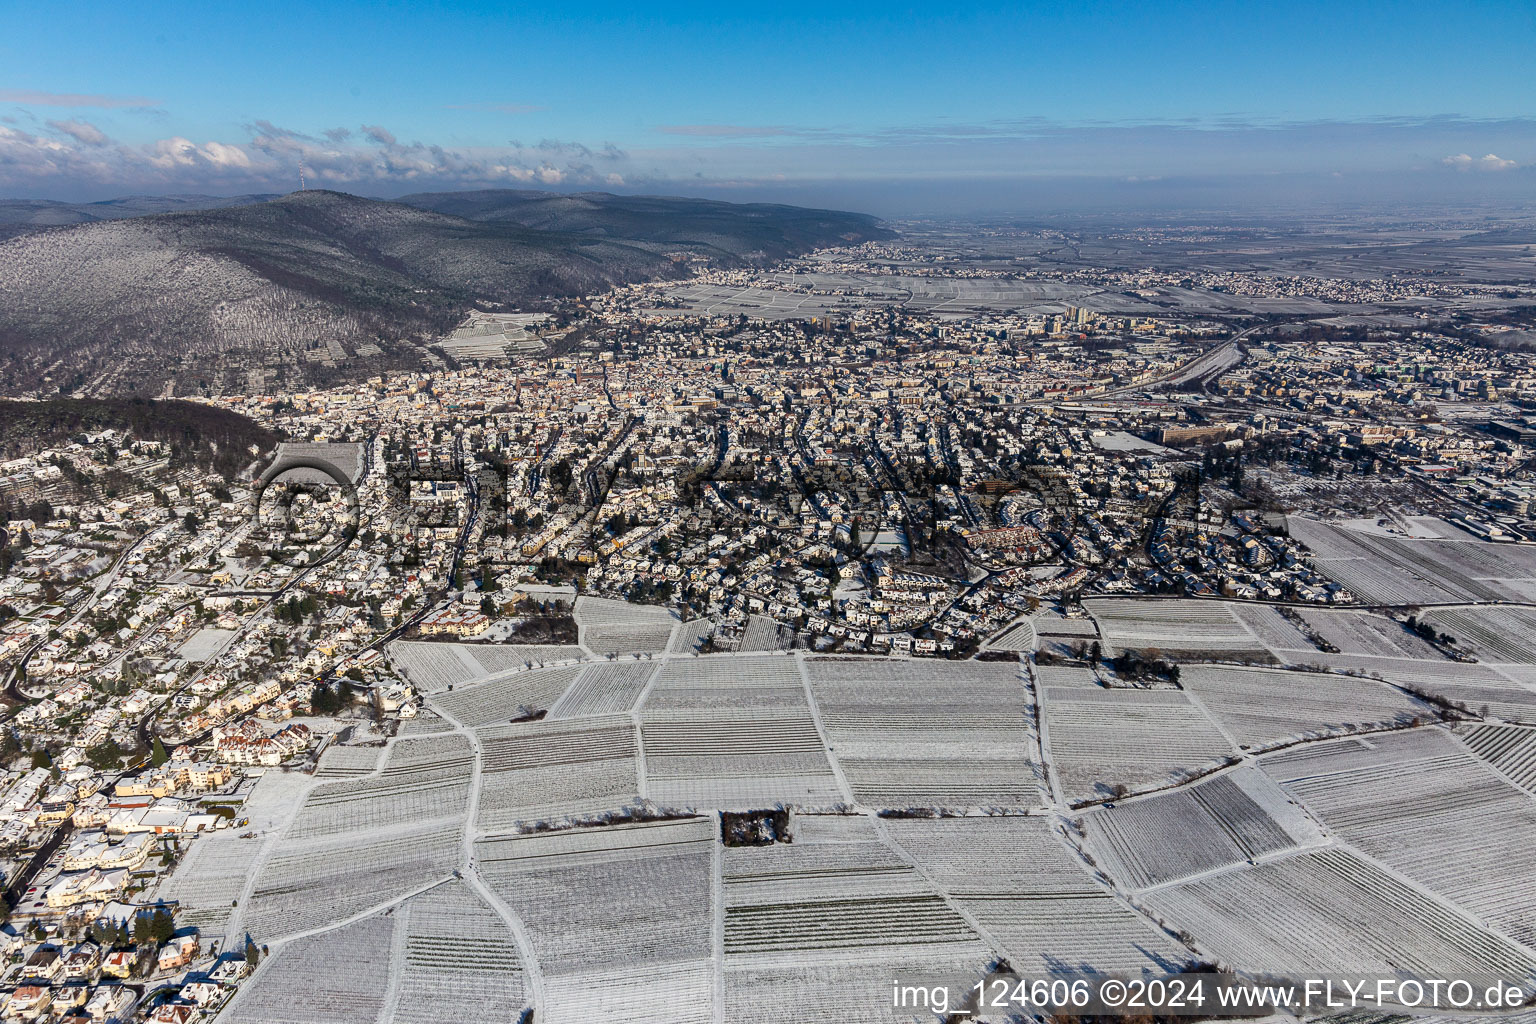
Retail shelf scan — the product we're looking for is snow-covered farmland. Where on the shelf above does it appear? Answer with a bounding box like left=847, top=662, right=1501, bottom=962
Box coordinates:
left=1178, top=665, right=1431, bottom=750
left=475, top=817, right=716, bottom=1024
left=670, top=616, right=716, bottom=653
left=804, top=658, right=1039, bottom=809
left=242, top=823, right=462, bottom=940
left=1294, top=608, right=1445, bottom=660
left=239, top=736, right=471, bottom=939
left=723, top=814, right=984, bottom=956
left=1423, top=606, right=1536, bottom=664
left=1085, top=598, right=1271, bottom=661
left=387, top=641, right=490, bottom=692
left=983, top=619, right=1036, bottom=652
left=1459, top=723, right=1536, bottom=791
left=1262, top=729, right=1536, bottom=946
left=429, top=663, right=586, bottom=727
left=723, top=814, right=990, bottom=1024
left=575, top=595, right=679, bottom=655
left=1289, top=516, right=1536, bottom=605
left=313, top=742, right=385, bottom=778
left=641, top=655, right=843, bottom=809
left=1226, top=603, right=1314, bottom=654
left=725, top=955, right=986, bottom=1024
left=476, top=715, right=640, bottom=830
left=1287, top=652, right=1536, bottom=723
left=1042, top=685, right=1235, bottom=804
left=1032, top=662, right=1105, bottom=690
left=389, top=639, right=584, bottom=693
left=737, top=613, right=790, bottom=652
left=221, top=915, right=395, bottom=1024
left=882, top=814, right=1189, bottom=973
left=547, top=660, right=658, bottom=718
left=286, top=753, right=471, bottom=840
left=154, top=830, right=263, bottom=938
left=465, top=643, right=587, bottom=674
left=389, top=879, right=527, bottom=1024
left=1079, top=767, right=1320, bottom=890
left=397, top=709, right=450, bottom=735
left=1142, top=847, right=1536, bottom=984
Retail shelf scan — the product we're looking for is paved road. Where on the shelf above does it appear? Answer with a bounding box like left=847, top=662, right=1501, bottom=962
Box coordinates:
left=4, top=530, right=157, bottom=705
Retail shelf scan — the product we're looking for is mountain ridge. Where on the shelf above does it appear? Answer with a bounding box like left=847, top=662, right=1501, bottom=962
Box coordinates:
left=0, top=193, right=279, bottom=240
left=0, top=188, right=890, bottom=397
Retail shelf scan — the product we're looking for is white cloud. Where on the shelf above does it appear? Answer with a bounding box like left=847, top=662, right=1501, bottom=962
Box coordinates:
left=46, top=119, right=107, bottom=146
left=2, top=110, right=1531, bottom=202
left=147, top=137, right=251, bottom=169
left=1442, top=152, right=1519, bottom=171
left=360, top=124, right=397, bottom=146
left=0, top=119, right=633, bottom=192
left=201, top=141, right=253, bottom=168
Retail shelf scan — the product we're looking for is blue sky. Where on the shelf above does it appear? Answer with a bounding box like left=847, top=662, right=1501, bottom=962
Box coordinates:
left=2, top=1, right=1533, bottom=213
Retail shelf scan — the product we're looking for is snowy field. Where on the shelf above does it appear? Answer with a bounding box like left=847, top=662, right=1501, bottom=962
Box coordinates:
left=429, top=664, right=587, bottom=727
left=723, top=814, right=985, bottom=956
left=389, top=880, right=527, bottom=1024
left=883, top=814, right=1188, bottom=973
left=238, top=737, right=472, bottom=939
left=221, top=880, right=529, bottom=1024
left=1042, top=685, right=1235, bottom=803
left=1178, top=664, right=1431, bottom=750
left=1262, top=729, right=1536, bottom=946
left=575, top=595, right=679, bottom=655
left=242, top=823, right=462, bottom=939
left=221, top=915, right=395, bottom=1024
left=804, top=658, right=1040, bottom=809
left=476, top=715, right=641, bottom=830
left=475, top=817, right=717, bottom=1024
left=670, top=616, right=716, bottom=653
left=1279, top=651, right=1536, bottom=723
left=155, top=830, right=263, bottom=938
left=982, top=618, right=1036, bottom=652
left=1143, top=847, right=1536, bottom=984
left=1079, top=766, right=1321, bottom=890
left=1227, top=603, right=1314, bottom=653
left=312, top=742, right=385, bottom=778
left=547, top=660, right=658, bottom=718
left=389, top=640, right=585, bottom=693
left=1423, top=605, right=1536, bottom=663
left=153, top=638, right=1536, bottom=1019
left=177, top=626, right=235, bottom=662
left=1459, top=722, right=1536, bottom=790
left=641, top=655, right=843, bottom=809
left=1085, top=598, right=1271, bottom=661
left=737, top=613, right=790, bottom=652
left=1294, top=608, right=1446, bottom=660
left=1289, top=516, right=1536, bottom=604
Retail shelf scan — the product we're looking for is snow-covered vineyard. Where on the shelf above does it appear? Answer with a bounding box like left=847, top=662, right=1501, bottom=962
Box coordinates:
left=158, top=580, right=1536, bottom=1023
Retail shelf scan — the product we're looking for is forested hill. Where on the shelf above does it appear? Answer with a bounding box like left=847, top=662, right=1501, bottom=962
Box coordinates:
left=0, top=398, right=281, bottom=480
left=0, top=188, right=890, bottom=397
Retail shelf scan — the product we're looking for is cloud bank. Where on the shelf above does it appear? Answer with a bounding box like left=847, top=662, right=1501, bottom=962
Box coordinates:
left=0, top=119, right=626, bottom=194
left=0, top=109, right=1531, bottom=212
left=1442, top=152, right=1520, bottom=171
